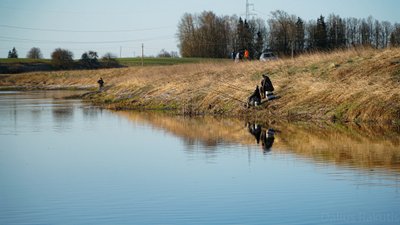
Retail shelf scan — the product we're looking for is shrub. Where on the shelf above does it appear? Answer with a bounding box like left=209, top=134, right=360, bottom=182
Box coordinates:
left=80, top=51, right=99, bottom=69
left=101, top=52, right=119, bottom=68
left=51, top=48, right=74, bottom=69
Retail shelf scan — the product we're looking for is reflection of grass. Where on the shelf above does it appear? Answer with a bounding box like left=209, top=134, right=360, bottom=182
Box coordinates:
left=117, top=111, right=400, bottom=172
left=278, top=122, right=400, bottom=172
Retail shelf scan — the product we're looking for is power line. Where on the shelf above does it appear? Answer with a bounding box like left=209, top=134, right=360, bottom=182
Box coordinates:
left=0, top=35, right=176, bottom=44
left=0, top=24, right=175, bottom=33
left=0, top=5, right=146, bottom=15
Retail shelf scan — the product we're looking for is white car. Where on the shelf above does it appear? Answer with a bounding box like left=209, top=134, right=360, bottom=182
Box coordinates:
left=259, top=52, right=278, bottom=62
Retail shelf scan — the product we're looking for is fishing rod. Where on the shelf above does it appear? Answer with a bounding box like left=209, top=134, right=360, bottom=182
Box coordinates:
left=212, top=77, right=253, bottom=93
left=202, top=86, right=248, bottom=105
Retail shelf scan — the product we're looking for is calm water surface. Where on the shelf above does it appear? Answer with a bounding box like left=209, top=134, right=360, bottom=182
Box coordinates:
left=1, top=91, right=400, bottom=225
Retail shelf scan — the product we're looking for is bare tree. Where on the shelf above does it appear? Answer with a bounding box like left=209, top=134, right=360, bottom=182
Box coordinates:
left=27, top=47, right=43, bottom=59
left=381, top=21, right=392, bottom=48
left=177, top=11, right=239, bottom=58
left=267, top=10, right=297, bottom=55
left=390, top=23, right=400, bottom=47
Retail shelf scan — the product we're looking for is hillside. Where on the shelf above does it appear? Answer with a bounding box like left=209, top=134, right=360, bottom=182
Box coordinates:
left=1, top=48, right=400, bottom=123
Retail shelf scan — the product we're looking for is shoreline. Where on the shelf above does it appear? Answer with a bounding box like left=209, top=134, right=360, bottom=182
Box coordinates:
left=0, top=85, right=398, bottom=126
left=1, top=48, right=399, bottom=125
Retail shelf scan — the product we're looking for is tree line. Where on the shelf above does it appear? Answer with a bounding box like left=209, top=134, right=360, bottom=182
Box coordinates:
left=177, top=10, right=400, bottom=58
left=5, top=47, right=120, bottom=69
left=6, top=46, right=178, bottom=69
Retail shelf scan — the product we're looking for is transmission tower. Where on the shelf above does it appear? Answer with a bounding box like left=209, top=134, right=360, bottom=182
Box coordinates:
left=245, top=0, right=256, bottom=21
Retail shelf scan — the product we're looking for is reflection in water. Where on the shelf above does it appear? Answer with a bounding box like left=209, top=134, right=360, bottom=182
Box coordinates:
left=52, top=105, right=74, bottom=121
left=247, top=123, right=275, bottom=154
left=0, top=91, right=86, bottom=134
left=116, top=111, right=400, bottom=173
left=1, top=92, right=400, bottom=225
left=82, top=105, right=103, bottom=120
left=115, top=111, right=254, bottom=151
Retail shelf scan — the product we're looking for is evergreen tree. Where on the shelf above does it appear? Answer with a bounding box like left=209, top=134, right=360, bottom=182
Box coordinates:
left=7, top=47, right=18, bottom=58
left=254, top=31, right=264, bottom=59
left=236, top=17, right=246, bottom=53
left=244, top=20, right=255, bottom=58
left=315, top=15, right=328, bottom=49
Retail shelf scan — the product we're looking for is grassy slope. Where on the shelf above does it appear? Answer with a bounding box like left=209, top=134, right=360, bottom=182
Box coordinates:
left=1, top=48, right=399, bottom=123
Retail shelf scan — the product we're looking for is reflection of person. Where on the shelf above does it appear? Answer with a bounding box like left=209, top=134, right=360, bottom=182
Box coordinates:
left=97, top=77, right=104, bottom=91
left=247, top=124, right=276, bottom=154
left=261, top=128, right=275, bottom=153
left=247, top=123, right=262, bottom=144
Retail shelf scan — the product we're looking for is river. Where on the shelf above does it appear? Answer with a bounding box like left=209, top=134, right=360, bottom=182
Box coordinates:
left=1, top=91, right=400, bottom=225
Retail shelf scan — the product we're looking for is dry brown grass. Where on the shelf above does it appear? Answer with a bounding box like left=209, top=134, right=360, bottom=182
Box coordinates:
left=1, top=47, right=400, bottom=123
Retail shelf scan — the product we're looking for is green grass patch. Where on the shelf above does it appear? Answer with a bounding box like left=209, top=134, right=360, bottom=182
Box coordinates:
left=0, top=57, right=229, bottom=67
left=0, top=58, right=51, bottom=64
left=310, top=64, right=319, bottom=74
left=116, top=57, right=230, bottom=67
left=392, top=69, right=400, bottom=82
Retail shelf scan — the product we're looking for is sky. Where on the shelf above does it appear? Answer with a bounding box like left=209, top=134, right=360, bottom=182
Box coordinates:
left=1, top=0, right=399, bottom=59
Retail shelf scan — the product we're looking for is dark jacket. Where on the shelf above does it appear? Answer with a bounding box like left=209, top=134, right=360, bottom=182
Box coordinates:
left=261, top=75, right=274, bottom=92
left=97, top=78, right=104, bottom=87
left=248, top=86, right=262, bottom=105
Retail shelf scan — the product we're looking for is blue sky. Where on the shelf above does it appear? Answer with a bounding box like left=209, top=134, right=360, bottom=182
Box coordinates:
left=1, top=0, right=399, bottom=58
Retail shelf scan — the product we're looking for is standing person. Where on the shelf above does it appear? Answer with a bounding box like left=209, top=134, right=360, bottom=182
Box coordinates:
left=231, top=51, right=236, bottom=61
left=97, top=77, right=104, bottom=91
left=235, top=52, right=240, bottom=63
left=244, top=49, right=249, bottom=60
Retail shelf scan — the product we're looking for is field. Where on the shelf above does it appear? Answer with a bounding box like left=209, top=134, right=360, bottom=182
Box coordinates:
left=0, top=58, right=51, bottom=64
left=1, top=47, right=400, bottom=124
left=0, top=57, right=228, bottom=67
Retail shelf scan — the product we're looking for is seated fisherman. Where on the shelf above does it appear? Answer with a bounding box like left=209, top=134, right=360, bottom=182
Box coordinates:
left=247, top=85, right=262, bottom=107
left=260, top=74, right=276, bottom=100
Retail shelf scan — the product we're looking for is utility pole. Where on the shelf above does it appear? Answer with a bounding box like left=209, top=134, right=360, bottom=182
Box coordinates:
left=141, top=43, right=144, bottom=66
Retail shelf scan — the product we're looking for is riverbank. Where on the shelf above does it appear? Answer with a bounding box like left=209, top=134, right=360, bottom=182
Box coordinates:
left=1, top=47, right=400, bottom=124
